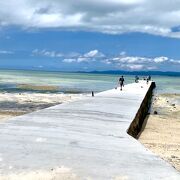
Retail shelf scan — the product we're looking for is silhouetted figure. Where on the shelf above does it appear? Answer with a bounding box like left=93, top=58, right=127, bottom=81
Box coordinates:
left=147, top=75, right=151, bottom=84
left=119, top=76, right=124, bottom=91
left=135, top=75, right=139, bottom=83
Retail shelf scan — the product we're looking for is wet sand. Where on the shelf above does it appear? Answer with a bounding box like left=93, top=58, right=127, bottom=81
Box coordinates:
left=0, top=92, right=82, bottom=122
left=139, top=93, right=180, bottom=171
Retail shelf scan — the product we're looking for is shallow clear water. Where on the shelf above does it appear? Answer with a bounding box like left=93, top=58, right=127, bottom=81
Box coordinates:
left=0, top=69, right=179, bottom=94
left=152, top=76, right=180, bottom=94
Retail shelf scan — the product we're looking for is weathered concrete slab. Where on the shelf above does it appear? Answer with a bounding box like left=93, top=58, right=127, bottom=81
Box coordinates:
left=0, top=81, right=179, bottom=179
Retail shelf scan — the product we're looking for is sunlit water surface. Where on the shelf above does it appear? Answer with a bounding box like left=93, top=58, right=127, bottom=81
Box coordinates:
left=0, top=69, right=179, bottom=94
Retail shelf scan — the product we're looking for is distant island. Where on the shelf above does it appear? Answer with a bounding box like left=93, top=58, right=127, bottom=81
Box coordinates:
left=79, top=70, right=180, bottom=76
left=0, top=68, right=180, bottom=76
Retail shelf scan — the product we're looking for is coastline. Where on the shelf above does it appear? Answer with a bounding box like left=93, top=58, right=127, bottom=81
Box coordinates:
left=139, top=93, right=180, bottom=171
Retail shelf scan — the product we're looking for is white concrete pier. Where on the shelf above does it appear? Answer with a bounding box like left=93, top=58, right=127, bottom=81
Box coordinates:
left=0, top=81, right=179, bottom=179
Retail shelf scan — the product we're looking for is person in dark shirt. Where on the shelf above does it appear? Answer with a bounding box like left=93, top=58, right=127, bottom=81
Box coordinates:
left=119, top=76, right=124, bottom=91
left=147, top=75, right=151, bottom=84
left=135, top=75, right=139, bottom=83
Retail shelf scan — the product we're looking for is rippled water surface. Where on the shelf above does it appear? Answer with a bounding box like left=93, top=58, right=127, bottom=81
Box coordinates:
left=0, top=69, right=179, bottom=94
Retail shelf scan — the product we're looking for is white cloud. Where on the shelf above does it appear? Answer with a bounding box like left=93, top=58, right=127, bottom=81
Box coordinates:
left=103, top=53, right=180, bottom=70
left=32, top=49, right=63, bottom=58
left=0, top=50, right=13, bottom=54
left=84, top=50, right=105, bottom=58
left=112, top=56, right=151, bottom=63
left=105, top=54, right=178, bottom=65
left=32, top=48, right=180, bottom=71
left=63, top=58, right=76, bottom=63
left=154, top=56, right=168, bottom=63
left=77, top=57, right=89, bottom=62
left=105, top=55, right=152, bottom=64
left=121, top=64, right=144, bottom=70
left=1, top=0, right=180, bottom=37
left=33, top=49, right=105, bottom=62
left=169, top=59, right=180, bottom=64
left=67, top=52, right=81, bottom=58
left=63, top=49, right=105, bottom=63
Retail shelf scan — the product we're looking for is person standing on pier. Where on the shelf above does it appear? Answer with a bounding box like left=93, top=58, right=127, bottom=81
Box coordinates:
left=146, top=75, right=151, bottom=84
left=119, top=76, right=124, bottom=91
left=135, top=75, right=139, bottom=83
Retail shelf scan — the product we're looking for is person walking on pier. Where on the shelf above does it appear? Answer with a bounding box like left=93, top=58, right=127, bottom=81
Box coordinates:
left=119, top=76, right=124, bottom=91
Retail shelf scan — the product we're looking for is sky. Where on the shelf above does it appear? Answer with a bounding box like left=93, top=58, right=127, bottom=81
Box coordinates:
left=0, top=0, right=180, bottom=72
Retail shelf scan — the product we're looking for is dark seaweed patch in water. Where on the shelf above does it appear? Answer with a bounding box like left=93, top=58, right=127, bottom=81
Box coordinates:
left=0, top=86, right=88, bottom=94
left=0, top=87, right=60, bottom=94
left=16, top=84, right=61, bottom=93
left=0, top=83, right=91, bottom=94
left=0, top=101, right=60, bottom=112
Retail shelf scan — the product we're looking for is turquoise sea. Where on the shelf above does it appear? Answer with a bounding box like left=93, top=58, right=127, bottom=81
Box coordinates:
left=0, top=69, right=179, bottom=94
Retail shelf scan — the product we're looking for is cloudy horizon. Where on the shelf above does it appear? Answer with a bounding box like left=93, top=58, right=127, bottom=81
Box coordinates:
left=0, top=0, right=180, bottom=72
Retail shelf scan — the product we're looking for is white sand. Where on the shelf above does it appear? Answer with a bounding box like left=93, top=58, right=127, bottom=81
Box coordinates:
left=139, top=93, right=180, bottom=171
